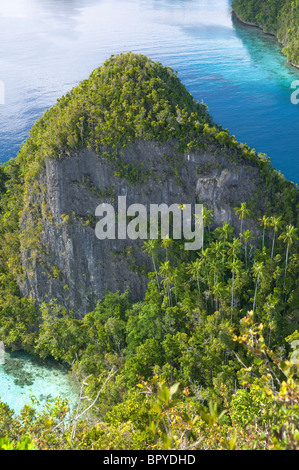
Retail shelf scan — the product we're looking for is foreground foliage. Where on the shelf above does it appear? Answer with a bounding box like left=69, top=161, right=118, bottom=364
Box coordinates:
left=0, top=320, right=298, bottom=450
left=0, top=212, right=298, bottom=450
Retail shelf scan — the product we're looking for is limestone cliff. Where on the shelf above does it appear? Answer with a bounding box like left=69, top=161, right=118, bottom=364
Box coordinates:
left=19, top=141, right=266, bottom=314
left=3, top=53, right=296, bottom=316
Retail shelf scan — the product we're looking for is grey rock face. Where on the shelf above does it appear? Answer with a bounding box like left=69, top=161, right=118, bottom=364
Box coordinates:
left=19, top=140, right=261, bottom=315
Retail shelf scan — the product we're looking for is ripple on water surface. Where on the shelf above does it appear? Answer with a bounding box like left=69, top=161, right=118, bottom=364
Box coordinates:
left=0, top=0, right=298, bottom=182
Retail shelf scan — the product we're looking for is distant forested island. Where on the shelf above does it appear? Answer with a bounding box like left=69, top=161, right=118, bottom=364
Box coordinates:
left=232, top=0, right=299, bottom=67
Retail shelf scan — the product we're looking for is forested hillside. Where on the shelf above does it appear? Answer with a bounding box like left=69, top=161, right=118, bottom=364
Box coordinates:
left=0, top=53, right=298, bottom=450
left=232, top=0, right=299, bottom=67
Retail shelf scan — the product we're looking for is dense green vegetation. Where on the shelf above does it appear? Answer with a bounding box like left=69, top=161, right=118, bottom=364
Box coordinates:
left=0, top=219, right=299, bottom=450
left=0, top=52, right=297, bottom=286
left=0, top=53, right=298, bottom=450
left=233, top=0, right=299, bottom=67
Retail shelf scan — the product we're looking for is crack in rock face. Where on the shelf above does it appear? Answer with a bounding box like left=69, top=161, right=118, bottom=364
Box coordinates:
left=19, top=142, right=262, bottom=316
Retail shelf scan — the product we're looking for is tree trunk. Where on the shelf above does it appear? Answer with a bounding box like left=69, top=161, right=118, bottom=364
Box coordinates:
left=283, top=245, right=289, bottom=290
left=253, top=276, right=259, bottom=319
left=152, top=254, right=160, bottom=292
left=231, top=272, right=235, bottom=322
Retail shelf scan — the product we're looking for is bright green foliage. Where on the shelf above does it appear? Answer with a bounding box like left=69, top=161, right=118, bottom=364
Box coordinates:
left=233, top=0, right=299, bottom=66
left=0, top=436, right=36, bottom=450
left=0, top=211, right=297, bottom=449
left=34, top=302, right=86, bottom=362
left=1, top=339, right=298, bottom=450
left=16, top=52, right=214, bottom=177
left=0, top=52, right=298, bottom=450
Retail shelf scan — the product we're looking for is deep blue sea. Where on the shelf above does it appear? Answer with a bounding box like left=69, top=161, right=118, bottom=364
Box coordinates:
left=0, top=0, right=298, bottom=412
left=0, top=0, right=298, bottom=183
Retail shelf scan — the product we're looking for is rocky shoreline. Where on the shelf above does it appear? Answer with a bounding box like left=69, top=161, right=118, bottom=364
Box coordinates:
left=232, top=9, right=299, bottom=70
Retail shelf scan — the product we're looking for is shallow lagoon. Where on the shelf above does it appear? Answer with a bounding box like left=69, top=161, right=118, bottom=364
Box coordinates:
left=0, top=349, right=78, bottom=414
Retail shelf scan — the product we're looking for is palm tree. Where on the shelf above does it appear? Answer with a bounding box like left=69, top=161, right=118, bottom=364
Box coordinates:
left=270, top=216, right=282, bottom=259
left=169, top=267, right=179, bottom=305
left=279, top=225, right=298, bottom=289
left=220, top=222, right=234, bottom=242
left=235, top=202, right=251, bottom=235
left=159, top=261, right=172, bottom=307
left=213, top=240, right=225, bottom=261
left=252, top=261, right=265, bottom=319
left=212, top=281, right=224, bottom=313
left=228, top=237, right=242, bottom=262
left=202, top=206, right=213, bottom=248
left=215, top=222, right=234, bottom=279
left=187, top=258, right=203, bottom=298
left=143, top=239, right=160, bottom=292
left=200, top=247, right=211, bottom=280
left=210, top=240, right=225, bottom=280
left=228, top=258, right=243, bottom=322
left=259, top=215, right=271, bottom=250
left=202, top=206, right=213, bottom=229
left=241, top=229, right=254, bottom=269
left=264, top=294, right=279, bottom=347
left=227, top=238, right=242, bottom=321
left=209, top=257, right=222, bottom=291
left=161, top=235, right=174, bottom=262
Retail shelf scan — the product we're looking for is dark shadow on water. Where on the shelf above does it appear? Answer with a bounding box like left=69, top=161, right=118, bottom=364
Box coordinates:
left=3, top=349, right=72, bottom=388
left=3, top=353, right=35, bottom=387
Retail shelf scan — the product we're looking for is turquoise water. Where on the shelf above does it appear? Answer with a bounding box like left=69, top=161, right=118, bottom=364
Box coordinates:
left=0, top=0, right=298, bottom=182
left=0, top=349, right=78, bottom=415
left=0, top=0, right=298, bottom=412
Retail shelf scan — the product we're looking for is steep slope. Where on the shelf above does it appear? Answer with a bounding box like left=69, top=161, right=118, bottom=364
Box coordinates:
left=0, top=53, right=298, bottom=451
left=0, top=52, right=298, bottom=316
